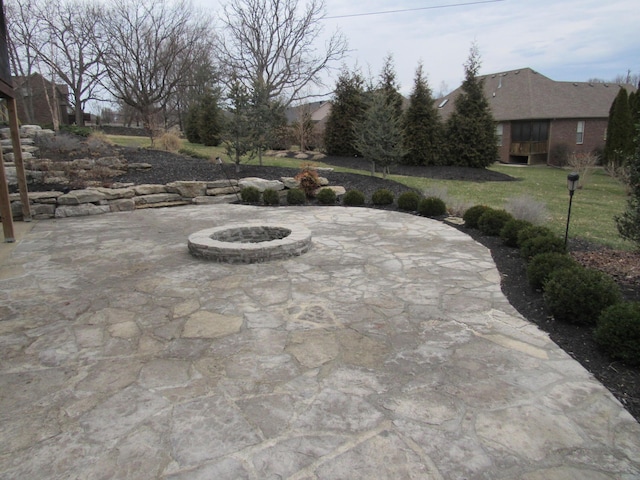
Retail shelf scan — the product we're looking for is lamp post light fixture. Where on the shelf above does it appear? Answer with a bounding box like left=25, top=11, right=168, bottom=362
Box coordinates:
left=564, top=172, right=580, bottom=249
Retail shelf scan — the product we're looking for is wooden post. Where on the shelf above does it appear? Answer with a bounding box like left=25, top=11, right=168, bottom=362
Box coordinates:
left=0, top=146, right=15, bottom=242
left=7, top=97, right=31, bottom=220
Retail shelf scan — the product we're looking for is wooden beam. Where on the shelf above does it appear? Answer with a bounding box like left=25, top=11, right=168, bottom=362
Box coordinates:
left=0, top=146, right=15, bottom=242
left=7, top=97, right=31, bottom=220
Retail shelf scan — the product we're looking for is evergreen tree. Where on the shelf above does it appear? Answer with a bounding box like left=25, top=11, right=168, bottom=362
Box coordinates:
left=198, top=91, right=223, bottom=146
left=445, top=44, right=498, bottom=168
left=224, top=79, right=254, bottom=173
left=184, top=104, right=202, bottom=144
left=628, top=89, right=640, bottom=137
left=353, top=91, right=405, bottom=178
left=249, top=81, right=286, bottom=165
left=604, top=88, right=634, bottom=167
left=615, top=130, right=640, bottom=248
left=402, top=62, right=443, bottom=165
left=324, top=69, right=367, bottom=157
left=379, top=54, right=404, bottom=121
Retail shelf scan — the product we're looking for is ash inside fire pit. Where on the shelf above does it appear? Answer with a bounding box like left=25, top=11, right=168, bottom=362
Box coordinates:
left=211, top=226, right=292, bottom=243
left=188, top=224, right=312, bottom=263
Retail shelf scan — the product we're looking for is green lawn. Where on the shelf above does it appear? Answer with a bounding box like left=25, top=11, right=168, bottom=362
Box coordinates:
left=391, top=165, right=631, bottom=250
left=107, top=135, right=633, bottom=250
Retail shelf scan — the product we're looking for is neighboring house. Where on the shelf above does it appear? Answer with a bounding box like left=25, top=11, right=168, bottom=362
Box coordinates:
left=436, top=67, right=637, bottom=165
left=285, top=101, right=332, bottom=127
left=12, top=73, right=70, bottom=127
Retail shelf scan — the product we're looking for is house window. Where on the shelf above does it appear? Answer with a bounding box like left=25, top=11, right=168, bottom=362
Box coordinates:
left=496, top=123, right=503, bottom=146
left=576, top=121, right=585, bottom=144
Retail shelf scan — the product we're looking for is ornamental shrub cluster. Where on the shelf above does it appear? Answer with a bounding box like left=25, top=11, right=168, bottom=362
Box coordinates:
left=418, top=197, right=447, bottom=217
left=397, top=191, right=421, bottom=211
left=262, top=188, right=280, bottom=206
left=240, top=186, right=260, bottom=203
left=316, top=188, right=337, bottom=205
left=343, top=189, right=365, bottom=206
left=462, top=202, right=639, bottom=365
left=371, top=189, right=395, bottom=206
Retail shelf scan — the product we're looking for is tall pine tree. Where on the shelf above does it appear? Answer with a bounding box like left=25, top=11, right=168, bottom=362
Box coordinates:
left=379, top=54, right=404, bottom=121
left=604, top=88, right=634, bottom=167
left=402, top=62, right=443, bottom=165
left=445, top=44, right=498, bottom=168
left=324, top=69, right=367, bottom=157
left=615, top=129, right=640, bottom=248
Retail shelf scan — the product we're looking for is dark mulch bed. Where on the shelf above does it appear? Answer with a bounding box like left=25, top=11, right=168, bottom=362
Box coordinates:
left=31, top=147, right=640, bottom=422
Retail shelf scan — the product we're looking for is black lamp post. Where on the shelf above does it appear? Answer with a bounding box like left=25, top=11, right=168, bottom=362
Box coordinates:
left=564, top=172, right=580, bottom=249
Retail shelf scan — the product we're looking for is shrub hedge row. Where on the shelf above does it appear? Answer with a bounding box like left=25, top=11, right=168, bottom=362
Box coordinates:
left=461, top=203, right=638, bottom=366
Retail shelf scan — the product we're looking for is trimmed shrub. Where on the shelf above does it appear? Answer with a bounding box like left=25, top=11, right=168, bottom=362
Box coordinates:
left=520, top=234, right=565, bottom=261
left=543, top=266, right=622, bottom=325
left=240, top=186, right=260, bottom=203
left=478, top=209, right=514, bottom=236
left=418, top=196, right=447, bottom=217
left=343, top=189, right=365, bottom=206
left=595, top=302, right=640, bottom=366
left=516, top=225, right=555, bottom=248
left=371, top=188, right=394, bottom=206
left=317, top=188, right=337, bottom=205
left=397, top=191, right=421, bottom=211
left=500, top=219, right=533, bottom=247
left=462, top=205, right=490, bottom=229
left=262, top=188, right=280, bottom=206
left=526, top=252, right=578, bottom=290
left=286, top=188, right=306, bottom=205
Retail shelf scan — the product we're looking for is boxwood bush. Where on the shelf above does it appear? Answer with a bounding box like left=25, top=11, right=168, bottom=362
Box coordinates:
left=316, top=187, right=337, bottom=205
left=397, top=191, right=421, bottom=211
left=478, top=208, right=514, bottom=236
left=520, top=234, right=565, bottom=261
left=526, top=252, right=578, bottom=290
left=371, top=188, right=394, bottom=206
left=595, top=302, right=640, bottom=366
left=262, top=188, right=280, bottom=206
left=343, top=189, right=365, bottom=206
left=516, top=225, right=555, bottom=248
left=418, top=197, right=447, bottom=217
left=500, top=219, right=533, bottom=247
left=462, top=205, right=490, bottom=229
left=240, top=186, right=260, bottom=203
left=286, top=188, right=306, bottom=205
left=543, top=266, right=622, bottom=325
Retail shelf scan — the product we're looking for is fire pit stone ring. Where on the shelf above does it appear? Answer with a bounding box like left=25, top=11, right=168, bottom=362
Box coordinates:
left=188, top=223, right=312, bottom=263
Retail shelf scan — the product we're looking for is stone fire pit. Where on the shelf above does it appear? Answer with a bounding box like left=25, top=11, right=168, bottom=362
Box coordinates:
left=187, top=224, right=312, bottom=263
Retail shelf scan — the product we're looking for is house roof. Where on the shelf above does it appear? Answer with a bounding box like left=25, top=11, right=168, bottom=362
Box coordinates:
left=436, top=67, right=637, bottom=122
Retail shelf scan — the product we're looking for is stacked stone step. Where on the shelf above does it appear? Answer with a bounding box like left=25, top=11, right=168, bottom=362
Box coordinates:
left=1, top=125, right=54, bottom=186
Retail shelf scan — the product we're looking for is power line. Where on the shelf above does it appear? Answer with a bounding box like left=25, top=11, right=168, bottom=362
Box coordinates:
left=324, top=0, right=505, bottom=20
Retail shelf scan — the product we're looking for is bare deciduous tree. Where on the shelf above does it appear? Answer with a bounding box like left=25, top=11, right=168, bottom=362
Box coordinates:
left=216, top=0, right=348, bottom=107
left=98, top=0, right=214, bottom=141
left=34, top=0, right=105, bottom=125
left=5, top=0, right=106, bottom=126
left=4, top=0, right=41, bottom=123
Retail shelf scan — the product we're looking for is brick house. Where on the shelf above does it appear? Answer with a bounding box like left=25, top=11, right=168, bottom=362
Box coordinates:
left=435, top=68, right=637, bottom=165
left=12, top=73, right=70, bottom=127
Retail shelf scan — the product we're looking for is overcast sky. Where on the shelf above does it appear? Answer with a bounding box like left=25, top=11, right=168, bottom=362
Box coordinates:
left=316, top=0, right=639, bottom=97
left=204, top=0, right=639, bottom=99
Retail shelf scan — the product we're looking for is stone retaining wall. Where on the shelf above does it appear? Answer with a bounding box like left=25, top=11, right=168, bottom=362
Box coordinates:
left=8, top=177, right=347, bottom=220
